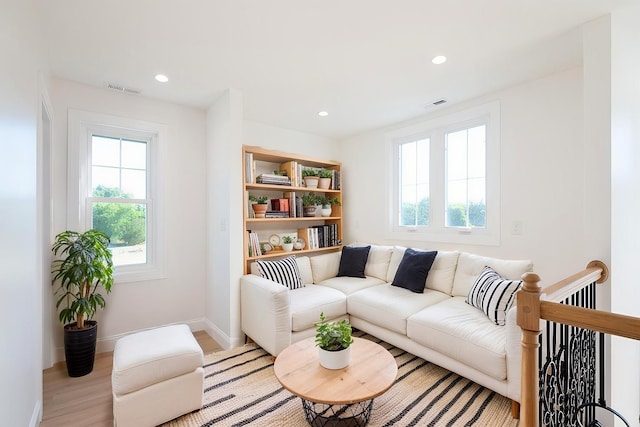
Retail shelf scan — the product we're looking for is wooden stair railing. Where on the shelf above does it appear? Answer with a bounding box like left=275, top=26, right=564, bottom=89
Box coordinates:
left=517, top=261, right=640, bottom=427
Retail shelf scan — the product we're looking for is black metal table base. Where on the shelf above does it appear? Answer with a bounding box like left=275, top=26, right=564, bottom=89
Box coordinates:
left=301, top=398, right=374, bottom=427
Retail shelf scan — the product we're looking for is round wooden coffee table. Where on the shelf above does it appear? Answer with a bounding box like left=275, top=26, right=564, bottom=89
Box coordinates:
left=274, top=337, right=397, bottom=426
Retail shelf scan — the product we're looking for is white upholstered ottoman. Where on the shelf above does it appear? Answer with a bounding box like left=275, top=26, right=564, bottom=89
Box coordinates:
left=112, top=324, right=204, bottom=427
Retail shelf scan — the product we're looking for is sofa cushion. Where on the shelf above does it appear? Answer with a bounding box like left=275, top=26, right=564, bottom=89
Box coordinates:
left=451, top=252, right=532, bottom=297
left=391, top=249, right=438, bottom=293
left=317, top=276, right=386, bottom=296
left=362, top=244, right=394, bottom=281
left=407, top=297, right=508, bottom=380
left=290, top=286, right=347, bottom=332
left=337, top=245, right=371, bottom=278
left=310, top=252, right=341, bottom=283
left=348, top=285, right=450, bottom=335
left=256, top=256, right=303, bottom=290
left=387, top=248, right=459, bottom=295
left=466, top=266, right=522, bottom=326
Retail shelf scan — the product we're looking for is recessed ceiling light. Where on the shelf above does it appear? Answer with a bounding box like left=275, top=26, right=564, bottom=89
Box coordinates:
left=318, top=111, right=329, bottom=117
left=155, top=74, right=169, bottom=83
left=432, top=56, right=447, bottom=65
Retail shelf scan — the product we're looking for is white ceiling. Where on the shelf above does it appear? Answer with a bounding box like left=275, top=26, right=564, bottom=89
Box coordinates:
left=38, top=0, right=632, bottom=139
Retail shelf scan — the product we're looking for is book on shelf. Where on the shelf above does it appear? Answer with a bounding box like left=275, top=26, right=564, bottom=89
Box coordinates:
left=270, top=198, right=289, bottom=212
left=245, top=191, right=255, bottom=218
left=256, top=173, right=291, bottom=185
left=283, top=191, right=297, bottom=218
left=247, top=231, right=262, bottom=257
left=279, top=161, right=299, bottom=187
left=265, top=211, right=290, bottom=218
left=331, top=170, right=341, bottom=190
left=244, top=152, right=254, bottom=184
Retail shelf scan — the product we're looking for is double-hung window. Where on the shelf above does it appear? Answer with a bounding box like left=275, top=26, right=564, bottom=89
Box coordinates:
left=388, top=101, right=500, bottom=245
left=68, top=110, right=166, bottom=282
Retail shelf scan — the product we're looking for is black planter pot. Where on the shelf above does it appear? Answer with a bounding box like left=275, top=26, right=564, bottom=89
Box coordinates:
left=64, top=320, right=98, bottom=377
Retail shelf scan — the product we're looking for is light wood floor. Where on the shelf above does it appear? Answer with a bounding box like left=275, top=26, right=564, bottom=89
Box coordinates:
left=41, top=330, right=223, bottom=427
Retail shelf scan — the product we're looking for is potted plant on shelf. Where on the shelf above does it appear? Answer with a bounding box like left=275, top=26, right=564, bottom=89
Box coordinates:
left=249, top=194, right=269, bottom=218
left=301, top=192, right=319, bottom=217
left=318, top=169, right=333, bottom=189
left=282, top=235, right=294, bottom=252
left=318, top=196, right=341, bottom=217
left=302, top=168, right=319, bottom=189
left=315, top=312, right=354, bottom=369
left=51, top=229, right=114, bottom=377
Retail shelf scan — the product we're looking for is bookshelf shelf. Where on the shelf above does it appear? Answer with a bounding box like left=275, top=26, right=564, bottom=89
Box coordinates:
left=243, top=145, right=343, bottom=274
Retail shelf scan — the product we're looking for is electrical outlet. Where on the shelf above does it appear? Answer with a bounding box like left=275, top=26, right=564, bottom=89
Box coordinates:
left=511, top=221, right=523, bottom=235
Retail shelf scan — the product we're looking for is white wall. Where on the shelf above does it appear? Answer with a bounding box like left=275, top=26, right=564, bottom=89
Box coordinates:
left=243, top=120, right=340, bottom=161
left=0, top=0, right=44, bottom=425
left=49, top=78, right=208, bottom=360
left=205, top=89, right=245, bottom=349
left=611, top=4, right=640, bottom=425
left=341, top=67, right=592, bottom=284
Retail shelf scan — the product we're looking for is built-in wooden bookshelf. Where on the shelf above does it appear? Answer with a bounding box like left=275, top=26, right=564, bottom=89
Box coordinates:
left=243, top=145, right=343, bottom=274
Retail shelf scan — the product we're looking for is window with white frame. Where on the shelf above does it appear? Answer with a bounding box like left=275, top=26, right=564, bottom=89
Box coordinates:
left=388, top=101, right=500, bottom=245
left=68, top=110, right=166, bottom=281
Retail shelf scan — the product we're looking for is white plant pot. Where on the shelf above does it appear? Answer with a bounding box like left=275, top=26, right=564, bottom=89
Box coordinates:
left=318, top=346, right=351, bottom=370
left=320, top=205, right=332, bottom=217
left=282, top=243, right=294, bottom=252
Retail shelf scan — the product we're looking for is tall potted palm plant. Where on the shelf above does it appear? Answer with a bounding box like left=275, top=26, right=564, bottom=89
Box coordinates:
left=51, top=229, right=114, bottom=377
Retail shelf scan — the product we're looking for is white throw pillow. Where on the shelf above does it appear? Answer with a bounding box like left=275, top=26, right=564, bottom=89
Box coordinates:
left=466, top=266, right=522, bottom=326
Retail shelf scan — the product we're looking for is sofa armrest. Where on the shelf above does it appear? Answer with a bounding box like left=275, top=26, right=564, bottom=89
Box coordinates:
left=240, top=274, right=292, bottom=356
left=505, top=305, right=522, bottom=402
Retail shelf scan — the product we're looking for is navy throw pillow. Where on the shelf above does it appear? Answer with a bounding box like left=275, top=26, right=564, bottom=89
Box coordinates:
left=337, top=245, right=371, bottom=278
left=392, top=248, right=438, bottom=293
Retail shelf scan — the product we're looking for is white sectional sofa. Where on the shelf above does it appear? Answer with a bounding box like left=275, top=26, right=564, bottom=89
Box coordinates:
left=240, top=244, right=532, bottom=406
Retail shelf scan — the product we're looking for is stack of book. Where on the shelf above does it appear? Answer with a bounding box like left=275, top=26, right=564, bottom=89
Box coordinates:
left=256, top=173, right=291, bottom=185
left=265, top=211, right=290, bottom=218
left=297, top=224, right=339, bottom=250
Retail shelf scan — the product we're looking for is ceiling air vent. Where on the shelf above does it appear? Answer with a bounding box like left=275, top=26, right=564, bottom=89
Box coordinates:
left=432, top=99, right=447, bottom=106
left=106, top=83, right=141, bottom=95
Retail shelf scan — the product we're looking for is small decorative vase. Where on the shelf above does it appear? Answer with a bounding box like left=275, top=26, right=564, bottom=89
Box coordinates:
left=303, top=205, right=316, bottom=217
left=303, top=176, right=319, bottom=189
left=318, top=177, right=331, bottom=189
left=282, top=243, right=294, bottom=252
left=320, top=205, right=332, bottom=217
left=252, top=203, right=268, bottom=218
left=318, top=346, right=351, bottom=370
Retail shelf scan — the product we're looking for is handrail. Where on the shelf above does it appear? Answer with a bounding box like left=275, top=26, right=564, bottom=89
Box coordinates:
left=516, top=260, right=609, bottom=427
left=541, top=260, right=608, bottom=302
left=540, top=301, right=640, bottom=341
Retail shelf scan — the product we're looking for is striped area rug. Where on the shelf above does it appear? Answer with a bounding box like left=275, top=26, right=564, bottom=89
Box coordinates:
left=163, top=333, right=519, bottom=427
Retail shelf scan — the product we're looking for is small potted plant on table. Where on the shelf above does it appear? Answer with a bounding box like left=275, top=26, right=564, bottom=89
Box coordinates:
left=249, top=194, right=269, bottom=218
left=315, top=312, right=354, bottom=369
left=51, top=229, right=114, bottom=377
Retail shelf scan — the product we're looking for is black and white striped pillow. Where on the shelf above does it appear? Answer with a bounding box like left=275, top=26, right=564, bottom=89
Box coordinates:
left=466, top=266, right=522, bottom=326
left=256, top=256, right=304, bottom=290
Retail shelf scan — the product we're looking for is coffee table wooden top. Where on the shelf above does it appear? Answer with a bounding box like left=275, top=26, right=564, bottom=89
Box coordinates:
left=273, top=337, right=398, bottom=405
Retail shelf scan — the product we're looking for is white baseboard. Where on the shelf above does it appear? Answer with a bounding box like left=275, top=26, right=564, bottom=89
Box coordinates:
left=29, top=399, right=42, bottom=427
left=202, top=318, right=245, bottom=351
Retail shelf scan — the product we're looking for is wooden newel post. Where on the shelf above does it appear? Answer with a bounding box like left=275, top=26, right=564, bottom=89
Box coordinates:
left=517, top=272, right=542, bottom=427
